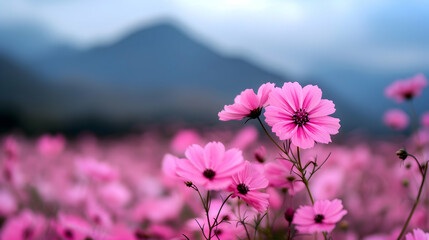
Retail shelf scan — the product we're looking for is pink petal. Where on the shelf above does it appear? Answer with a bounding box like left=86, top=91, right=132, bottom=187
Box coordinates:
left=302, top=84, right=322, bottom=112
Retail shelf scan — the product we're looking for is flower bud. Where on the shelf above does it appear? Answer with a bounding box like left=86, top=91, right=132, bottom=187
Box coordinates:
left=338, top=220, right=348, bottom=230
left=284, top=208, right=295, bottom=223
left=402, top=179, right=409, bottom=187
left=396, top=148, right=408, bottom=160
left=185, top=181, right=193, bottom=187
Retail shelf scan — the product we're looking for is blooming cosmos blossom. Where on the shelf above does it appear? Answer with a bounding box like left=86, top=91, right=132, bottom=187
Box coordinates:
left=175, top=142, right=244, bottom=190
left=265, top=82, right=340, bottom=149
left=383, top=109, right=409, bottom=130
left=406, top=229, right=429, bottom=240
left=227, top=161, right=269, bottom=213
left=218, top=82, right=275, bottom=121
left=293, top=199, right=347, bottom=233
left=385, top=73, right=428, bottom=103
left=264, top=159, right=304, bottom=196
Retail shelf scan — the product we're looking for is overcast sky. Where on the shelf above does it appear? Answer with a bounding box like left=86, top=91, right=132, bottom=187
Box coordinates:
left=1, top=0, right=429, bottom=78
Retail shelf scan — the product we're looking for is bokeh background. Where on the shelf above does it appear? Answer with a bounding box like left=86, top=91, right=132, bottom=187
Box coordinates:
left=1, top=0, right=429, bottom=136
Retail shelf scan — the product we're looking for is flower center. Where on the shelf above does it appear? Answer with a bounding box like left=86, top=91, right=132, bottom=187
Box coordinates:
left=247, top=107, right=262, bottom=119
left=237, top=183, right=249, bottom=195
left=23, top=226, right=34, bottom=240
left=314, top=214, right=325, bottom=223
left=203, top=169, right=216, bottom=180
left=292, top=109, right=309, bottom=126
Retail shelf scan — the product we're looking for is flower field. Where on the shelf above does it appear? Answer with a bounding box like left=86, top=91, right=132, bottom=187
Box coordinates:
left=1, top=77, right=429, bottom=240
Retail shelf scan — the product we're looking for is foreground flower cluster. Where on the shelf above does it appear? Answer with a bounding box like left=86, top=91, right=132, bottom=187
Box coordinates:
left=0, top=78, right=428, bottom=239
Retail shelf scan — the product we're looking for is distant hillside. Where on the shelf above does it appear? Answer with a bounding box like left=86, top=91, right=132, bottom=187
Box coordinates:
left=0, top=21, right=381, bottom=135
left=36, top=22, right=286, bottom=95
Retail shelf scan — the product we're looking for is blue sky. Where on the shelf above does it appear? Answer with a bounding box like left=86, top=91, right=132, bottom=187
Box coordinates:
left=1, top=0, right=429, bottom=79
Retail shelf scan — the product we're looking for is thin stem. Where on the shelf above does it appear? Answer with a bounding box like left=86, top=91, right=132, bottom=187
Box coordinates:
left=408, top=154, right=424, bottom=175
left=397, top=161, right=428, bottom=240
left=206, top=191, right=212, bottom=239
left=257, top=117, right=285, bottom=153
left=296, top=147, right=315, bottom=205
left=212, top=194, right=232, bottom=228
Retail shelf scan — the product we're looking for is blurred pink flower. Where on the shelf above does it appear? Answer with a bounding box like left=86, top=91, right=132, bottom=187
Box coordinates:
left=133, top=193, right=183, bottom=223
left=254, top=145, right=266, bottom=163
left=311, top=169, right=344, bottom=200
left=383, top=109, right=409, bottom=130
left=176, top=142, right=244, bottom=190
left=0, top=210, right=46, bottom=240
left=218, top=82, right=275, bottom=121
left=385, top=73, right=428, bottom=102
left=265, top=82, right=340, bottom=149
left=227, top=161, right=269, bottom=213
left=75, top=157, right=119, bottom=182
left=264, top=159, right=304, bottom=195
left=0, top=188, right=17, bottom=216
left=37, top=134, right=66, bottom=158
left=98, top=182, right=131, bottom=209
left=54, top=213, right=93, bottom=240
left=406, top=229, right=429, bottom=240
left=2, top=135, right=19, bottom=161
left=230, top=125, right=258, bottom=149
left=293, top=199, right=347, bottom=234
left=170, top=129, right=201, bottom=154
left=421, top=112, right=429, bottom=128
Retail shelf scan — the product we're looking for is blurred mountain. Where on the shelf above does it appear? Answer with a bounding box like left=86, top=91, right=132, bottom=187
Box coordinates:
left=35, top=22, right=285, bottom=93
left=0, top=21, right=390, bottom=135
left=0, top=22, right=290, bottom=134
left=0, top=22, right=74, bottom=62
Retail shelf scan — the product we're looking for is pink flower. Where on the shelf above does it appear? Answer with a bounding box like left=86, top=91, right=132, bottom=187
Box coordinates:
left=406, top=229, right=429, bottom=240
left=385, top=73, right=428, bottom=102
left=176, top=142, right=244, bottom=190
left=264, top=82, right=340, bottom=149
left=218, top=82, right=275, bottom=121
left=0, top=210, right=46, bottom=240
left=383, top=109, right=409, bottom=130
left=170, top=129, right=201, bottom=154
left=75, top=157, right=119, bottom=182
left=293, top=199, right=347, bottom=234
left=227, top=161, right=269, bottom=213
left=37, top=134, right=66, bottom=158
left=421, top=112, right=429, bottom=129
left=264, top=159, right=304, bottom=196
left=54, top=213, right=93, bottom=240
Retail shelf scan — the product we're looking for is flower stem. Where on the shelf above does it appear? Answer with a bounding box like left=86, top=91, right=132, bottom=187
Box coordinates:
left=397, top=161, right=428, bottom=240
left=257, top=117, right=285, bottom=153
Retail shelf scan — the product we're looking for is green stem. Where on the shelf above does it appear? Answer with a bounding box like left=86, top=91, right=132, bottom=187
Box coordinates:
left=257, top=117, right=285, bottom=153
left=397, top=162, right=428, bottom=240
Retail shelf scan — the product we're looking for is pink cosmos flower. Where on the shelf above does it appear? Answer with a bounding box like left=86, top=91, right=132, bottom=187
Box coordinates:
left=385, top=73, right=428, bottom=102
left=265, top=82, right=340, bottom=149
left=75, top=157, right=119, bottom=182
left=421, top=112, right=429, bottom=128
left=383, top=109, right=409, bottom=130
left=264, top=159, right=304, bottom=196
left=175, top=142, right=244, bottom=190
left=406, top=229, right=429, bottom=240
left=218, top=82, right=275, bottom=121
left=227, top=161, right=269, bottom=213
left=0, top=210, right=46, bottom=240
left=293, top=199, right=347, bottom=234
left=54, top=213, right=93, bottom=240
left=37, top=134, right=66, bottom=158
left=170, top=129, right=201, bottom=154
